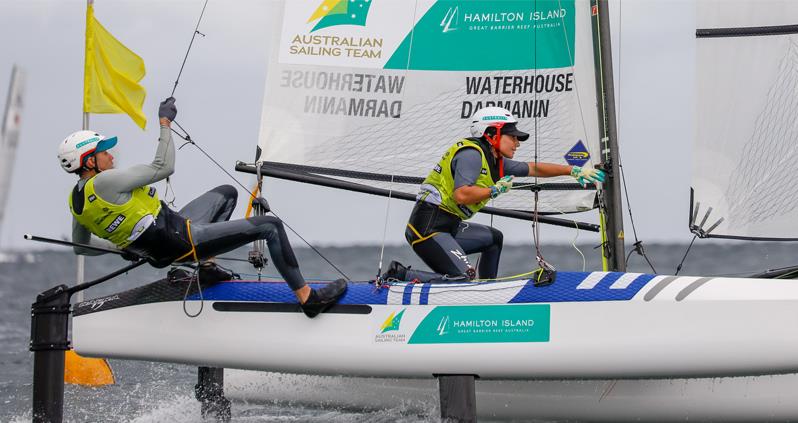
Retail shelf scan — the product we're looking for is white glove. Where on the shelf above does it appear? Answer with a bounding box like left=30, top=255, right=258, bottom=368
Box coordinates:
left=490, top=176, right=514, bottom=199
left=570, top=166, right=605, bottom=187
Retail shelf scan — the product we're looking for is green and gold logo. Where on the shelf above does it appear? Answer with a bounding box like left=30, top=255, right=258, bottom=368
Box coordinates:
left=308, top=0, right=374, bottom=32
left=380, top=308, right=405, bottom=333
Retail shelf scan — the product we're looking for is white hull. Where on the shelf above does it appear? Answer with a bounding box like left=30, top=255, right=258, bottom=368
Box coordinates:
left=74, top=274, right=798, bottom=378
left=72, top=273, right=798, bottom=420
left=225, top=370, right=798, bottom=421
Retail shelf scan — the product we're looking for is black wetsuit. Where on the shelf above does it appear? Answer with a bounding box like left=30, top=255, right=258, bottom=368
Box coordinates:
left=403, top=138, right=529, bottom=283
left=71, top=125, right=307, bottom=291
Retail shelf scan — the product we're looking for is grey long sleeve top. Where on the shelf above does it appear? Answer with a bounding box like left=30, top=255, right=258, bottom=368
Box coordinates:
left=71, top=125, right=175, bottom=255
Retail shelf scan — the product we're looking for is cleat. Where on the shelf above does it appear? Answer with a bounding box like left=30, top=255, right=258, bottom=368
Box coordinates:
left=381, top=260, right=408, bottom=281
left=301, top=278, right=348, bottom=318
left=167, top=267, right=193, bottom=283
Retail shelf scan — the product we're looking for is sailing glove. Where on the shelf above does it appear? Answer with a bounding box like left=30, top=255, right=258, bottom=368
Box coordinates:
left=570, top=166, right=605, bottom=187
left=159, top=97, right=177, bottom=121
left=490, top=175, right=514, bottom=199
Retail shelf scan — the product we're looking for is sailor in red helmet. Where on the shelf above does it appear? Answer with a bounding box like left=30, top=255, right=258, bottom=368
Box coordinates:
left=383, top=106, right=604, bottom=283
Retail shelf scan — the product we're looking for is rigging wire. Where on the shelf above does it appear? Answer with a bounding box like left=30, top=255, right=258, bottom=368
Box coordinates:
left=613, top=0, right=656, bottom=274
left=675, top=234, right=697, bottom=275
left=169, top=126, right=351, bottom=281
left=170, top=0, right=209, bottom=97
left=529, top=0, right=554, bottom=275
left=375, top=174, right=395, bottom=284
left=163, top=0, right=210, bottom=206
left=373, top=0, right=419, bottom=283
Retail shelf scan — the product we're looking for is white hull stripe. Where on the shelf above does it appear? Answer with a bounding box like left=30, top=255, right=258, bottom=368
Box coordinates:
left=610, top=273, right=644, bottom=290
left=577, top=272, right=611, bottom=289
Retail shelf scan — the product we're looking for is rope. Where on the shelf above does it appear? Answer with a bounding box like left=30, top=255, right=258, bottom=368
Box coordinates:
left=169, top=127, right=350, bottom=281
left=180, top=219, right=204, bottom=318
left=675, top=234, right=697, bottom=275
left=613, top=1, right=655, bottom=274
left=375, top=174, right=395, bottom=283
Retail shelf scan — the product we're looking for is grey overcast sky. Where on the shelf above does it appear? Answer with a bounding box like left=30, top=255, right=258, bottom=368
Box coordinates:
left=0, top=0, right=695, bottom=251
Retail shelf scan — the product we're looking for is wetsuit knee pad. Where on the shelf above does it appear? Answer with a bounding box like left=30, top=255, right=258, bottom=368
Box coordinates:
left=490, top=226, right=504, bottom=247
left=210, top=184, right=238, bottom=202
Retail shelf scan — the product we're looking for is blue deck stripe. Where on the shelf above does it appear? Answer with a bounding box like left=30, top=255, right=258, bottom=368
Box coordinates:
left=188, top=272, right=658, bottom=305
left=419, top=283, right=432, bottom=305
left=402, top=283, right=414, bottom=305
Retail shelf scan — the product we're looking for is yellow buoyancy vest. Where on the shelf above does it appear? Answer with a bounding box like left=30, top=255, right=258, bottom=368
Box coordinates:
left=69, top=177, right=162, bottom=248
left=419, top=138, right=497, bottom=220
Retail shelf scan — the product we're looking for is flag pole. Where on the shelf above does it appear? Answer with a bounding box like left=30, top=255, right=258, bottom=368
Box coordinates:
left=76, top=0, right=93, bottom=303
left=75, top=112, right=89, bottom=303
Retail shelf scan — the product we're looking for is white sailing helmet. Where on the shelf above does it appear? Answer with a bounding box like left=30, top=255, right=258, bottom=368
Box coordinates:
left=469, top=107, right=529, bottom=141
left=57, top=130, right=118, bottom=173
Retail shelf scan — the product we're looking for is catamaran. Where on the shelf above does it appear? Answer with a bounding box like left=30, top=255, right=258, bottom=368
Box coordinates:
left=65, top=0, right=798, bottom=420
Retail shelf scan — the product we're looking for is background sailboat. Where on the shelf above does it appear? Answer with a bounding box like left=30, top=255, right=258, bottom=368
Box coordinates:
left=0, top=66, right=26, bottom=263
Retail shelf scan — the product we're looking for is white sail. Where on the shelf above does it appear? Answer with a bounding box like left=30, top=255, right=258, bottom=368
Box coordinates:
left=257, top=0, right=601, bottom=214
left=694, top=1, right=798, bottom=239
left=0, top=65, right=25, bottom=246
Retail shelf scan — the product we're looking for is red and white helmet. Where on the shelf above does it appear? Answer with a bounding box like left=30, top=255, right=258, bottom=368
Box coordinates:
left=469, top=107, right=529, bottom=143
left=57, top=130, right=117, bottom=173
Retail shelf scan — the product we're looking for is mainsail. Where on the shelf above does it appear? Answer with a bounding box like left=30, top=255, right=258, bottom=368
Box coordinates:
left=0, top=66, right=25, bottom=246
left=694, top=1, right=798, bottom=240
left=255, top=0, right=602, bottom=216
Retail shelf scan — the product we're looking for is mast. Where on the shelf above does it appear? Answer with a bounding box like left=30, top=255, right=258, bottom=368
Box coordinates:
left=590, top=0, right=626, bottom=271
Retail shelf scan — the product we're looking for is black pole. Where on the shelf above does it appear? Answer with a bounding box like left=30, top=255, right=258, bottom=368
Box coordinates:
left=590, top=0, right=626, bottom=271
left=29, top=259, right=148, bottom=422
left=235, top=162, right=601, bottom=233
left=30, top=285, right=71, bottom=423
left=437, top=375, right=477, bottom=423
left=24, top=234, right=125, bottom=256
left=195, top=367, right=231, bottom=422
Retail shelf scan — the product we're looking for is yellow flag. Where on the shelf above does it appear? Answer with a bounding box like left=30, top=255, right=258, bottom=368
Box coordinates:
left=83, top=4, right=147, bottom=129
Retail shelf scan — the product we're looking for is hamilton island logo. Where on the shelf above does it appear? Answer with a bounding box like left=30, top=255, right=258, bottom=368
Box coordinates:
left=441, top=6, right=459, bottom=33
left=308, top=0, right=373, bottom=32
left=437, top=315, right=450, bottom=335
left=374, top=308, right=408, bottom=343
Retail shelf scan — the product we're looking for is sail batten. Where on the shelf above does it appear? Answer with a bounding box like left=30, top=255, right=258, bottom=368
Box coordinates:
left=694, top=1, right=798, bottom=240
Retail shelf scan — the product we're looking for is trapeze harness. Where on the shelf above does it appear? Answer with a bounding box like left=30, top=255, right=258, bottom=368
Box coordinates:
left=69, top=176, right=197, bottom=267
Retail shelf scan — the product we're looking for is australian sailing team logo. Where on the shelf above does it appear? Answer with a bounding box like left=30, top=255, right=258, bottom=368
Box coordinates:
left=374, top=309, right=407, bottom=343
left=286, top=0, right=383, bottom=60
left=308, top=0, right=373, bottom=32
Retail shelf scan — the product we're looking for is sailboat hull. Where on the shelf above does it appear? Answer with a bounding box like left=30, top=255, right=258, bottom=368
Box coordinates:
left=73, top=272, right=798, bottom=379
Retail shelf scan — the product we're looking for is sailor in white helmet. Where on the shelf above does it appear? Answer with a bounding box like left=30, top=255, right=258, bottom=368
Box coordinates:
left=58, top=97, right=346, bottom=317
left=382, top=106, right=604, bottom=283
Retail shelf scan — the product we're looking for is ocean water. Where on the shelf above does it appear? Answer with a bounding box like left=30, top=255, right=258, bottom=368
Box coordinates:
left=1, top=242, right=797, bottom=422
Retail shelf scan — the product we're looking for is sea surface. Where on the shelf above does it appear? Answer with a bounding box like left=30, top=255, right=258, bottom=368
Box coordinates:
left=1, top=242, right=797, bottom=422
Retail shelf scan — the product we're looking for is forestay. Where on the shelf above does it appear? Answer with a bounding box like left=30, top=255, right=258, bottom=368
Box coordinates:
left=694, top=1, right=798, bottom=240
left=256, top=0, right=601, bottom=214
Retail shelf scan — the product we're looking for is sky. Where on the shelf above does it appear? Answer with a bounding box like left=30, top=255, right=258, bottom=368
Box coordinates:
left=0, top=0, right=696, bottom=252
